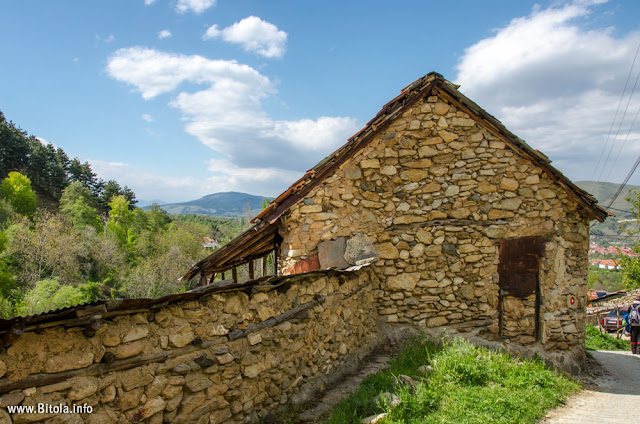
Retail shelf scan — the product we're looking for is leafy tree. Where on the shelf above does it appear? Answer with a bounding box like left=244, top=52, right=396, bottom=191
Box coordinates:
left=620, top=189, right=640, bottom=289
left=59, top=182, right=102, bottom=232
left=0, top=172, right=36, bottom=218
left=107, top=195, right=132, bottom=246
left=7, top=212, right=84, bottom=286
left=0, top=114, right=30, bottom=178
left=15, top=278, right=90, bottom=316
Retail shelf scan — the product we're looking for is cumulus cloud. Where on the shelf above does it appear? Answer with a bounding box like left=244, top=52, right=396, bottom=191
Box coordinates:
left=175, top=0, right=216, bottom=14
left=455, top=0, right=640, bottom=184
left=157, top=30, right=172, bottom=39
left=142, top=114, right=153, bottom=122
left=106, top=47, right=358, bottom=194
left=203, top=16, right=287, bottom=58
left=144, top=0, right=156, bottom=4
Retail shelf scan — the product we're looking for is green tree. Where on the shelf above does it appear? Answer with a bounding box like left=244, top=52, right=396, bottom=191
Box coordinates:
left=0, top=172, right=36, bottom=218
left=59, top=182, right=102, bottom=232
left=107, top=195, right=132, bottom=246
left=7, top=212, right=84, bottom=286
left=620, top=189, right=640, bottom=289
left=0, top=112, right=30, bottom=178
left=16, top=278, right=90, bottom=316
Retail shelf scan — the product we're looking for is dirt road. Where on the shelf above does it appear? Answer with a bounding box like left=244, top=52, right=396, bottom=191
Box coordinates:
left=542, top=350, right=640, bottom=423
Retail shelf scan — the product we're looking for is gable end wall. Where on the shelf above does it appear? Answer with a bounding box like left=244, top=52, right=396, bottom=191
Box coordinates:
left=279, top=93, right=589, bottom=370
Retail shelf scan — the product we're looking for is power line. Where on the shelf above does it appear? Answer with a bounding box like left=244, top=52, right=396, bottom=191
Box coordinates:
left=597, top=61, right=640, bottom=184
left=604, top=72, right=640, bottom=183
left=591, top=41, right=640, bottom=183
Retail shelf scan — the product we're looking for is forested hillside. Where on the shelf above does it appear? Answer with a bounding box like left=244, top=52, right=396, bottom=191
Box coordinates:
left=0, top=110, right=244, bottom=319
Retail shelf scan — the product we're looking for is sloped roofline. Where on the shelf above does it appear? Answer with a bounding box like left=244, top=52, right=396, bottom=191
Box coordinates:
left=181, top=72, right=609, bottom=281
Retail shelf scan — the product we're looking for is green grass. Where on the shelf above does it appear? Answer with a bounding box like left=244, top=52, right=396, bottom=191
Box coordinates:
left=585, top=324, right=630, bottom=351
left=328, top=336, right=580, bottom=424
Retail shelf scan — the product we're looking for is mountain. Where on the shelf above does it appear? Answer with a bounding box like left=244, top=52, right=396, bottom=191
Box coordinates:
left=576, top=181, right=640, bottom=242
left=575, top=181, right=639, bottom=217
left=136, top=199, right=166, bottom=208
left=155, top=192, right=269, bottom=218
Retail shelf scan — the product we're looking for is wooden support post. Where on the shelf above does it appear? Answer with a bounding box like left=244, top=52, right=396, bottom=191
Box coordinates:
left=232, top=267, right=237, bottom=283
left=221, top=271, right=225, bottom=280
left=262, top=254, right=268, bottom=277
left=498, top=291, right=504, bottom=340
left=199, top=273, right=206, bottom=286
left=208, top=273, right=216, bottom=285
left=248, top=260, right=254, bottom=279
left=274, top=247, right=279, bottom=276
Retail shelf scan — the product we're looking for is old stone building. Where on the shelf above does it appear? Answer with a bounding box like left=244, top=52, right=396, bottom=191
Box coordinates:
left=0, top=72, right=610, bottom=423
left=184, top=72, right=608, bottom=371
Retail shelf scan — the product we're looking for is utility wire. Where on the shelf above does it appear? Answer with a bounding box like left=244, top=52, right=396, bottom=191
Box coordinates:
left=604, top=75, right=640, bottom=183
left=591, top=41, right=640, bottom=185
left=597, top=64, right=640, bottom=184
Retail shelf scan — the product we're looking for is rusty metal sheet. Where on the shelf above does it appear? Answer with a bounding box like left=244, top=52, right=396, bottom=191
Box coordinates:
left=284, top=254, right=320, bottom=275
left=498, top=237, right=545, bottom=298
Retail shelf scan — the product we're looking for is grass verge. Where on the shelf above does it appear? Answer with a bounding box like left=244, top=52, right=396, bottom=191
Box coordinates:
left=585, top=324, right=630, bottom=351
left=328, top=336, right=580, bottom=424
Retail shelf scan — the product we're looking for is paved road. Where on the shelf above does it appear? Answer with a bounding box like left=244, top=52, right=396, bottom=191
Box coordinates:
left=542, top=350, right=640, bottom=423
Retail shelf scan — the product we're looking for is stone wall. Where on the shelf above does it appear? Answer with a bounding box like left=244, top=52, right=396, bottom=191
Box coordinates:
left=278, top=93, right=590, bottom=371
left=0, top=269, right=379, bottom=423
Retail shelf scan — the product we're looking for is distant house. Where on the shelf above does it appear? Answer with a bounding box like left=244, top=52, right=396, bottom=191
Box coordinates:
left=183, top=72, right=610, bottom=372
left=202, top=237, right=221, bottom=249
left=598, top=259, right=619, bottom=270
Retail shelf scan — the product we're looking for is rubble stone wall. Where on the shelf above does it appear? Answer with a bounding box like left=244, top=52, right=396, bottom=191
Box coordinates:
left=0, top=270, right=379, bottom=423
left=279, top=93, right=590, bottom=371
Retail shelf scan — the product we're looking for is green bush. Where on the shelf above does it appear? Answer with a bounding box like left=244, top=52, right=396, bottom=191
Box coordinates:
left=16, top=279, right=92, bottom=316
left=585, top=324, right=630, bottom=351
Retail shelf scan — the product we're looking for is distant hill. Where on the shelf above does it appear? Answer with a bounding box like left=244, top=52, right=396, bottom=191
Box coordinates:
left=155, top=192, right=269, bottom=218
left=576, top=181, right=640, bottom=242
left=575, top=181, right=639, bottom=217
left=136, top=199, right=166, bottom=208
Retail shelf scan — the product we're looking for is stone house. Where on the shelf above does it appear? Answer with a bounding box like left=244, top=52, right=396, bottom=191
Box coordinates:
left=183, top=72, right=609, bottom=371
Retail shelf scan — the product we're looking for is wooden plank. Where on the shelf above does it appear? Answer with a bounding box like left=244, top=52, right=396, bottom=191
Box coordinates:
left=232, top=267, right=237, bottom=284
left=248, top=260, right=254, bottom=280
left=228, top=297, right=323, bottom=341
left=262, top=253, right=268, bottom=277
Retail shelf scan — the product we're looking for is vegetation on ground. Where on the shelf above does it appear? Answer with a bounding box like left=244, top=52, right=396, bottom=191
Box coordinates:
left=585, top=324, right=630, bottom=351
left=328, top=336, right=580, bottom=424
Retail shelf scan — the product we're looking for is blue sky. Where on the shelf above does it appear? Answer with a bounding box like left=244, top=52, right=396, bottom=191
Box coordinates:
left=2, top=0, right=640, bottom=202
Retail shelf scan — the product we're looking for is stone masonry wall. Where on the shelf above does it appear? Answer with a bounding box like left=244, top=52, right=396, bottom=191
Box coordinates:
left=0, top=269, right=378, bottom=423
left=279, top=93, right=590, bottom=371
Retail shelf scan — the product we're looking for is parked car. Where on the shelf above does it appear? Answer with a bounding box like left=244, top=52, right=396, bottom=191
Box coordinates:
left=601, top=306, right=630, bottom=332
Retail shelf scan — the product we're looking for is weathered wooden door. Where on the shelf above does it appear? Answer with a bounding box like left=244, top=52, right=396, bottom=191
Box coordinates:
left=497, top=236, right=546, bottom=342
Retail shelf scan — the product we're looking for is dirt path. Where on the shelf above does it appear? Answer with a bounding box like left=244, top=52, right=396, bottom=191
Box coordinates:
left=296, top=348, right=395, bottom=422
left=542, top=350, right=640, bottom=423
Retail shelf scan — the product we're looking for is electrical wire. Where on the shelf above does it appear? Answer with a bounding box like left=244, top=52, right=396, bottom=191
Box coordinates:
left=597, top=65, right=640, bottom=184
left=591, top=41, right=640, bottom=183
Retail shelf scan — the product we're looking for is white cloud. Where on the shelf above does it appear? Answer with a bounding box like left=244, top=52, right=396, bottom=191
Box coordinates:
left=203, top=16, right=287, bottom=59
left=144, top=0, right=157, bottom=4
left=175, top=0, right=216, bottom=14
left=455, top=0, right=640, bottom=184
left=142, top=114, right=153, bottom=122
left=158, top=30, right=172, bottom=39
left=106, top=47, right=358, bottom=192
left=96, top=34, right=115, bottom=43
